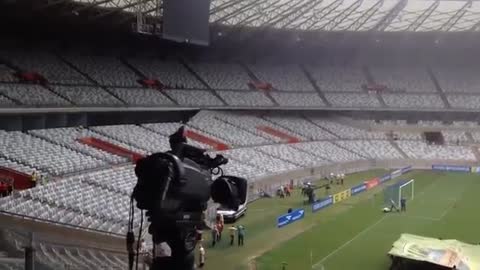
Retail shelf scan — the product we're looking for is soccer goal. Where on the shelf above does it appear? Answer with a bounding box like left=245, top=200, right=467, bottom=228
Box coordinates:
left=384, top=179, right=415, bottom=208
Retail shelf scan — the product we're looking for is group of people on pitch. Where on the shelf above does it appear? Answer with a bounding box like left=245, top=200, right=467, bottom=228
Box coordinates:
left=384, top=198, right=407, bottom=213
left=210, top=214, right=246, bottom=247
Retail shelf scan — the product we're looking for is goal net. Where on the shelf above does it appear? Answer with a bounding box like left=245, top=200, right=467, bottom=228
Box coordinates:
left=384, top=179, right=414, bottom=208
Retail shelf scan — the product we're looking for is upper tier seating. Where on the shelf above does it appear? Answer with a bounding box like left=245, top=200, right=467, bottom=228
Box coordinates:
left=263, top=116, right=332, bottom=140
left=0, top=51, right=89, bottom=84
left=435, top=67, right=480, bottom=93
left=371, top=66, right=436, bottom=92
left=109, top=87, right=174, bottom=106
left=270, top=92, right=325, bottom=107
left=248, top=64, right=315, bottom=92
left=0, top=131, right=105, bottom=175
left=397, top=141, right=475, bottom=160
left=192, top=63, right=251, bottom=90
left=393, top=132, right=423, bottom=140
left=216, top=91, right=274, bottom=106
left=189, top=112, right=270, bottom=146
left=447, top=95, right=480, bottom=110
left=324, top=93, right=381, bottom=107
left=65, top=55, right=138, bottom=87
left=0, top=84, right=70, bottom=106
left=128, top=58, right=204, bottom=89
left=28, top=127, right=128, bottom=164
left=90, top=125, right=168, bottom=154
left=52, top=85, right=123, bottom=106
left=382, top=94, right=444, bottom=109
left=336, top=140, right=403, bottom=159
left=164, top=89, right=224, bottom=106
left=309, top=66, right=365, bottom=92
left=309, top=118, right=386, bottom=139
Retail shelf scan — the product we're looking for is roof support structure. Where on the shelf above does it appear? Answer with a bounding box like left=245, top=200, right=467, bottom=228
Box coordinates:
left=406, top=0, right=439, bottom=31
left=239, top=0, right=303, bottom=27
left=304, top=0, right=345, bottom=30
left=268, top=0, right=323, bottom=29
left=318, top=0, right=363, bottom=31
left=346, top=0, right=383, bottom=31
left=210, top=0, right=246, bottom=16
left=212, top=0, right=262, bottom=25
left=90, top=0, right=155, bottom=20
left=371, top=0, right=407, bottom=31
left=439, top=0, right=471, bottom=32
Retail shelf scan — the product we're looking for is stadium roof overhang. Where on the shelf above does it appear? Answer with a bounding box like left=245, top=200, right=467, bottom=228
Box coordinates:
left=4, top=0, right=480, bottom=32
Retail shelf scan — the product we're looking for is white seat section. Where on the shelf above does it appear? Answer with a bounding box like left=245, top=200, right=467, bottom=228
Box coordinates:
left=393, top=132, right=423, bottom=140
left=164, top=89, right=224, bottom=106
left=109, top=87, right=174, bottom=106
left=28, top=127, right=127, bottom=164
left=0, top=64, right=17, bottom=82
left=0, top=50, right=89, bottom=84
left=336, top=140, right=403, bottom=159
left=128, top=58, right=204, bottom=89
left=91, top=125, right=169, bottom=153
left=192, top=62, right=251, bottom=90
left=0, top=131, right=105, bottom=175
left=308, top=66, right=365, bottom=92
left=471, top=132, right=480, bottom=143
left=308, top=118, right=386, bottom=139
left=447, top=95, right=480, bottom=109
left=382, top=94, right=445, bottom=109
left=397, top=141, right=476, bottom=160
left=0, top=94, right=15, bottom=106
left=270, top=92, right=325, bottom=107
left=325, top=93, right=381, bottom=107
left=371, top=66, right=436, bottom=92
left=216, top=91, right=274, bottom=106
left=52, top=85, right=122, bottom=106
left=220, top=147, right=298, bottom=173
left=256, top=144, right=327, bottom=167
left=213, top=112, right=282, bottom=143
left=293, top=141, right=363, bottom=162
left=189, top=111, right=270, bottom=146
left=263, top=115, right=332, bottom=140
left=442, top=130, right=469, bottom=143
left=0, top=84, right=70, bottom=106
left=65, top=54, right=138, bottom=87
left=141, top=122, right=183, bottom=136
left=0, top=157, right=40, bottom=175
left=248, top=64, right=315, bottom=92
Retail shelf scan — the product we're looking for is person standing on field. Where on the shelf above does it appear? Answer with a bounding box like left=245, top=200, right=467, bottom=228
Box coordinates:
left=198, top=244, right=205, bottom=268
left=237, top=225, right=245, bottom=246
left=229, top=225, right=237, bottom=246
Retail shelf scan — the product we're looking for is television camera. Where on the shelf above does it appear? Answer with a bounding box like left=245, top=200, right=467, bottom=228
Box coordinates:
left=128, top=126, right=248, bottom=270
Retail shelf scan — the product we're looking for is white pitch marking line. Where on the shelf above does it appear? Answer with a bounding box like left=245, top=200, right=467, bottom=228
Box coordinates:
left=311, top=215, right=388, bottom=269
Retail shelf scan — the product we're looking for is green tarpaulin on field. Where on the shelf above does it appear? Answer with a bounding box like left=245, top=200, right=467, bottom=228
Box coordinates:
left=388, top=234, right=480, bottom=270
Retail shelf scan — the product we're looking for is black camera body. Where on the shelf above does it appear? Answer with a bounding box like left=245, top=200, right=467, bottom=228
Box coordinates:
left=130, top=127, right=248, bottom=270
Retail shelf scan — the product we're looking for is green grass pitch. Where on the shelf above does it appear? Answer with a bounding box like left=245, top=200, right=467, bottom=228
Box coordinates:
left=202, top=170, right=480, bottom=270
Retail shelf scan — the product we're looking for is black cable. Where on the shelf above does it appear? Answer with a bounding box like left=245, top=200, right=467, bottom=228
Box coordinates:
left=135, top=210, right=144, bottom=270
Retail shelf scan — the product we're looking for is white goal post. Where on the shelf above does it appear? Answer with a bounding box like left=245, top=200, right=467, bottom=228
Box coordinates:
left=398, top=179, right=414, bottom=207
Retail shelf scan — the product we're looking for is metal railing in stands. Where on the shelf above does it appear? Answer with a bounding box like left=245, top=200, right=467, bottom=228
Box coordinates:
left=0, top=210, right=124, bottom=238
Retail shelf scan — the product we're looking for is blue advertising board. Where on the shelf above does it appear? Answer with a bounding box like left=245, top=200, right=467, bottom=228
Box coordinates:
left=401, top=166, right=412, bottom=174
left=380, top=174, right=392, bottom=183
left=277, top=209, right=305, bottom=228
left=312, top=196, right=333, bottom=212
left=351, top=183, right=367, bottom=196
left=432, top=164, right=470, bottom=173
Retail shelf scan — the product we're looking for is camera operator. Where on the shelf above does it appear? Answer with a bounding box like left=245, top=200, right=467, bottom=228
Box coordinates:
left=129, top=126, right=248, bottom=270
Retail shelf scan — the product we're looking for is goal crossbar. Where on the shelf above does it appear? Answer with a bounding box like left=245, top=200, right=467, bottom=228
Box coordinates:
left=398, top=179, right=414, bottom=207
